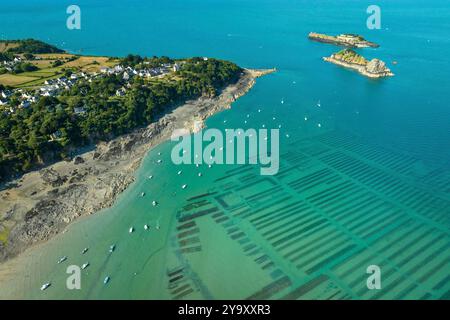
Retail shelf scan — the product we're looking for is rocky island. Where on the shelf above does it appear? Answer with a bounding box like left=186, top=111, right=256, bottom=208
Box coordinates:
left=308, top=32, right=379, bottom=48
left=324, top=49, right=394, bottom=78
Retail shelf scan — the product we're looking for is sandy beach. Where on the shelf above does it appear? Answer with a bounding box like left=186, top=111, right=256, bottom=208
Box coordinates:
left=0, top=68, right=275, bottom=265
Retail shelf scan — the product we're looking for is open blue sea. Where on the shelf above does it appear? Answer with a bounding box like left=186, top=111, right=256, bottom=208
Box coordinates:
left=0, top=0, right=449, bottom=299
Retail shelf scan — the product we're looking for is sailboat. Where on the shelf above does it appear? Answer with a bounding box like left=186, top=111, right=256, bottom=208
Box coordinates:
left=40, top=283, right=51, bottom=291
left=57, top=256, right=67, bottom=264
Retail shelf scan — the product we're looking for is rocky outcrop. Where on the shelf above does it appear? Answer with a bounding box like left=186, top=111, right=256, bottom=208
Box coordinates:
left=73, top=156, right=85, bottom=165
left=40, top=168, right=67, bottom=187
left=366, top=59, right=391, bottom=75
left=324, top=49, right=394, bottom=78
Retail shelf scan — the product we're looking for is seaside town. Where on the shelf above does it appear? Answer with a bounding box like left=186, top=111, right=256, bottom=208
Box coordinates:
left=0, top=60, right=182, bottom=114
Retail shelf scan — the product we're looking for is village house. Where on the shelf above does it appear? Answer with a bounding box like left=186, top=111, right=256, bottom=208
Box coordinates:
left=116, top=87, right=127, bottom=96
left=73, top=106, right=87, bottom=115
left=19, top=100, right=31, bottom=108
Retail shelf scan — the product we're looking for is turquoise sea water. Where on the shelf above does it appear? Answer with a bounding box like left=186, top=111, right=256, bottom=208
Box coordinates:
left=0, top=0, right=449, bottom=299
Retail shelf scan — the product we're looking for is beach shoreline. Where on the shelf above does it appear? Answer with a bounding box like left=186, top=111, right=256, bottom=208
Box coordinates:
left=0, top=68, right=275, bottom=264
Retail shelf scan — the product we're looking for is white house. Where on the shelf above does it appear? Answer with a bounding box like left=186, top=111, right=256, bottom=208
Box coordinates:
left=19, top=100, right=31, bottom=108
left=74, top=106, right=87, bottom=115
left=116, top=87, right=126, bottom=96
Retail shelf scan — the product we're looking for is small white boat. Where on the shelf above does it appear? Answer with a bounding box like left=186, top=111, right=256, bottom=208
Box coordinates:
left=129, top=227, right=134, bottom=233
left=304, top=117, right=308, bottom=121
left=40, top=283, right=51, bottom=291
left=281, top=99, right=284, bottom=104
left=157, top=152, right=161, bottom=156
left=144, top=224, right=149, bottom=230
left=198, top=173, right=202, bottom=177
left=57, top=256, right=67, bottom=264
left=103, top=276, right=110, bottom=285
left=152, top=200, right=158, bottom=206
left=317, top=100, right=321, bottom=107
left=81, top=263, right=89, bottom=270
left=109, top=245, right=116, bottom=253
left=148, top=175, right=153, bottom=179
left=258, top=109, right=261, bottom=113
left=286, top=134, right=290, bottom=138
left=157, top=159, right=162, bottom=164
left=208, top=165, right=212, bottom=168
left=82, top=248, right=88, bottom=254
left=177, top=170, right=182, bottom=175
left=182, top=184, right=187, bottom=189
left=141, top=192, right=145, bottom=197
left=317, top=123, right=322, bottom=128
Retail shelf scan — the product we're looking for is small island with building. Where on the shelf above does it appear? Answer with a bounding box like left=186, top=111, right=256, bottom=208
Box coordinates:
left=323, top=49, right=394, bottom=78
left=308, top=32, right=379, bottom=48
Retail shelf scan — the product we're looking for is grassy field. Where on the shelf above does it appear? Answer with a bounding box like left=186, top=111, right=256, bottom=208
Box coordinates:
left=0, top=42, right=19, bottom=53
left=0, top=53, right=119, bottom=89
left=0, top=74, right=38, bottom=86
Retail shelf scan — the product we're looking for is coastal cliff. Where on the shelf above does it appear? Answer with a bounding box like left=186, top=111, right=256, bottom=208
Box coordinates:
left=324, top=49, right=394, bottom=78
left=308, top=32, right=379, bottom=48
